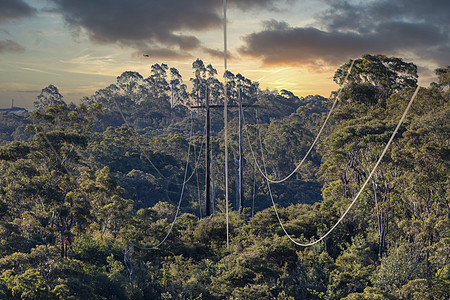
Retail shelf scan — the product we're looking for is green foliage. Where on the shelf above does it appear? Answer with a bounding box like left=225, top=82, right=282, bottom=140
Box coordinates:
left=334, top=54, right=418, bottom=92
left=434, top=66, right=450, bottom=88
left=1, top=268, right=50, bottom=299
left=341, top=286, right=394, bottom=300
left=0, top=57, right=447, bottom=299
left=326, top=236, right=377, bottom=299
left=0, top=112, right=32, bottom=145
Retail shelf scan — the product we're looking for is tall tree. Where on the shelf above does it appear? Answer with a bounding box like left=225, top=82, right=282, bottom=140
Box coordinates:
left=334, top=54, right=418, bottom=105
left=169, top=67, right=187, bottom=107
left=149, top=63, right=170, bottom=100
left=34, top=85, right=66, bottom=110
left=190, top=59, right=207, bottom=105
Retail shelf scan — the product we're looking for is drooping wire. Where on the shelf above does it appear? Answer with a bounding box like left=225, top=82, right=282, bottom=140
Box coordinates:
left=30, top=113, right=93, bottom=252
left=163, top=112, right=207, bottom=207
left=183, top=115, right=207, bottom=184
left=176, top=112, right=208, bottom=218
left=109, top=77, right=206, bottom=250
left=30, top=113, right=90, bottom=198
left=130, top=109, right=196, bottom=250
left=247, top=60, right=355, bottom=184
left=113, top=91, right=207, bottom=187
left=233, top=150, right=239, bottom=209
left=32, top=123, right=75, bottom=181
left=195, top=144, right=203, bottom=218
left=358, top=151, right=382, bottom=252
left=257, top=85, right=420, bottom=247
left=111, top=96, right=167, bottom=179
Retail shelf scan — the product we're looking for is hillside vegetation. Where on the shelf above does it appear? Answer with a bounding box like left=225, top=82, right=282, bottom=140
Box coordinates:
left=0, top=55, right=448, bottom=299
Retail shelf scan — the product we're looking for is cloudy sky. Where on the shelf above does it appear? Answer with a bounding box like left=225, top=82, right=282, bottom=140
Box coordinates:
left=1, top=0, right=449, bottom=108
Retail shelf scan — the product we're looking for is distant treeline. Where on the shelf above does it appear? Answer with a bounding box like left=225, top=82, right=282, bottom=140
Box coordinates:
left=0, top=55, right=448, bottom=299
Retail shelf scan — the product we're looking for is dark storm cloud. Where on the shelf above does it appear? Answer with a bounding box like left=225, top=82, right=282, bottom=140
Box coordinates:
left=320, top=0, right=450, bottom=32
left=0, top=0, right=36, bottom=23
left=0, top=39, right=25, bottom=53
left=240, top=24, right=383, bottom=66
left=50, top=0, right=279, bottom=58
left=240, top=0, right=450, bottom=67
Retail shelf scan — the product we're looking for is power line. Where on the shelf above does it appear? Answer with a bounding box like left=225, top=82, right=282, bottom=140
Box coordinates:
left=30, top=113, right=90, bottom=198
left=111, top=96, right=167, bottom=180
left=34, top=106, right=201, bottom=251
left=259, top=85, right=420, bottom=247
left=109, top=91, right=208, bottom=250
left=130, top=110, right=196, bottom=250
left=30, top=113, right=97, bottom=256
left=182, top=115, right=207, bottom=184
left=112, top=94, right=207, bottom=190
left=33, top=124, right=75, bottom=181
left=246, top=60, right=355, bottom=184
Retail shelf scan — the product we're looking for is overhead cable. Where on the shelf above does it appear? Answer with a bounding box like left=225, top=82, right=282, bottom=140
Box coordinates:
left=112, top=96, right=167, bottom=179
left=247, top=60, right=355, bottom=184
left=131, top=110, right=195, bottom=250
left=261, top=85, right=420, bottom=247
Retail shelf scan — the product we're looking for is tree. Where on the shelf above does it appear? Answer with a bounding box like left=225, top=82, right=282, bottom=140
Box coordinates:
left=0, top=57, right=448, bottom=299
left=190, top=59, right=207, bottom=105
left=116, top=71, right=149, bottom=104
left=334, top=54, right=418, bottom=106
left=79, top=167, right=133, bottom=237
left=434, top=66, right=450, bottom=88
left=34, top=84, right=66, bottom=110
left=170, top=67, right=188, bottom=107
left=149, top=63, right=170, bottom=100
left=1, top=268, right=50, bottom=299
left=0, top=113, right=32, bottom=144
left=206, top=64, right=224, bottom=105
left=24, top=103, right=107, bottom=257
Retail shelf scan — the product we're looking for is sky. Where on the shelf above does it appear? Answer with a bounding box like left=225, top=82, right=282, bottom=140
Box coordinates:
left=0, top=0, right=449, bottom=109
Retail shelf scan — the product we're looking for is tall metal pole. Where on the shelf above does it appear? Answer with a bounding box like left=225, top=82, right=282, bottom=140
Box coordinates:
left=223, top=0, right=229, bottom=248
left=205, top=87, right=211, bottom=217
left=238, top=88, right=244, bottom=213
left=211, top=149, right=216, bottom=216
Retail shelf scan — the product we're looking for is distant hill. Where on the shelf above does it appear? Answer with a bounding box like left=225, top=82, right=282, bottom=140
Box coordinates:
left=0, top=108, right=31, bottom=144
left=0, top=106, right=27, bottom=115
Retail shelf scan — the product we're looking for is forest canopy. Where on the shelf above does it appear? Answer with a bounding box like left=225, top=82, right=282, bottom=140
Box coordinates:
left=0, top=55, right=448, bottom=299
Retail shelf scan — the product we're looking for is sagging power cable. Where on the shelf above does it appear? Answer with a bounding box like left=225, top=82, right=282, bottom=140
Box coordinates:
left=130, top=109, right=196, bottom=250
left=246, top=60, right=355, bottom=184
left=112, top=96, right=167, bottom=180
left=260, top=85, right=420, bottom=247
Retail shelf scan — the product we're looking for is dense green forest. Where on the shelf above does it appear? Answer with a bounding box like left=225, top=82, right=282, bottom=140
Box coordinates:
left=0, top=55, right=448, bottom=299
